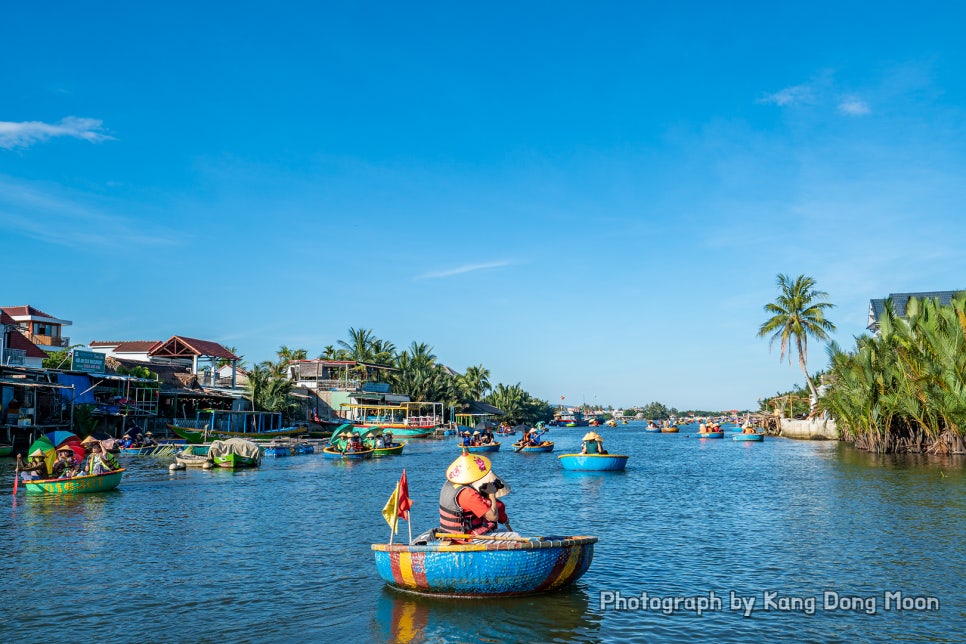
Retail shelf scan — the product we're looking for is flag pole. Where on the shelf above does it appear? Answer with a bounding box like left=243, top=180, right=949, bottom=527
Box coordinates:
left=388, top=481, right=398, bottom=545
left=407, top=509, right=412, bottom=544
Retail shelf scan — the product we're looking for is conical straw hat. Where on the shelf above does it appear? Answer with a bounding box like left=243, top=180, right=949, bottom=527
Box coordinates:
left=446, top=452, right=491, bottom=485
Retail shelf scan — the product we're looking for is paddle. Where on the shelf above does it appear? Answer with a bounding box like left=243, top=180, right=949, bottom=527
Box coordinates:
left=13, top=462, right=19, bottom=495
left=512, top=443, right=523, bottom=453
left=434, top=532, right=532, bottom=543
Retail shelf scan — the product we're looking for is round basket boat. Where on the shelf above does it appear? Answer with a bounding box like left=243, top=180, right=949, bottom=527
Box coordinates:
left=23, top=469, right=125, bottom=495
left=512, top=441, right=554, bottom=453
left=557, top=454, right=629, bottom=471
left=458, top=443, right=501, bottom=453
left=323, top=446, right=373, bottom=460
left=372, top=443, right=405, bottom=457
left=733, top=433, right=764, bottom=442
left=695, top=431, right=725, bottom=439
left=660, top=427, right=680, bottom=433
left=372, top=535, right=597, bottom=597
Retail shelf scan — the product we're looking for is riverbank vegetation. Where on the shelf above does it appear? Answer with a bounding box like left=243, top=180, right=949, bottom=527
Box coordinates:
left=245, top=327, right=554, bottom=425
left=821, top=294, right=966, bottom=454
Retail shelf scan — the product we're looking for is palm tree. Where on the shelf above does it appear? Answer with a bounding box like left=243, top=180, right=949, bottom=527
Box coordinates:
left=758, top=274, right=836, bottom=409
left=458, top=364, right=491, bottom=400
left=338, top=327, right=376, bottom=362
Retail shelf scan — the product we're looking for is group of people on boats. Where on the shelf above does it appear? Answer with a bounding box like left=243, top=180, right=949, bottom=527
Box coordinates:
left=518, top=428, right=547, bottom=447
left=16, top=439, right=120, bottom=482
left=698, top=421, right=722, bottom=434
left=119, top=431, right=158, bottom=449
left=371, top=431, right=398, bottom=449
left=458, top=429, right=496, bottom=447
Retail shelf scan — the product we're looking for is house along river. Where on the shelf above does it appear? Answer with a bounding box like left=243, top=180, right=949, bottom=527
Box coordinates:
left=1, top=423, right=962, bottom=643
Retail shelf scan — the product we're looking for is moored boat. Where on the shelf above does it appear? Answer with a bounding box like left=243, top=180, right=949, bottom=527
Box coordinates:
left=207, top=438, right=261, bottom=468
left=557, top=453, right=629, bottom=471
left=512, top=441, right=554, bottom=453
left=372, top=535, right=597, bottom=597
left=0, top=443, right=13, bottom=457
left=733, top=433, right=764, bottom=442
left=22, top=469, right=125, bottom=495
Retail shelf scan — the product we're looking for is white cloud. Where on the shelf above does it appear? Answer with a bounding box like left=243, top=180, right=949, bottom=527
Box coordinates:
left=838, top=98, right=871, bottom=116
left=759, top=83, right=814, bottom=107
left=0, top=175, right=177, bottom=250
left=418, top=261, right=513, bottom=279
left=0, top=116, right=114, bottom=149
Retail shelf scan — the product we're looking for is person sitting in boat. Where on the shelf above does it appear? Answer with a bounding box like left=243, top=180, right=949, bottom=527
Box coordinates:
left=471, top=431, right=482, bottom=446
left=78, top=442, right=119, bottom=476
left=119, top=434, right=136, bottom=449
left=374, top=434, right=385, bottom=449
left=142, top=432, right=158, bottom=447
left=51, top=446, right=80, bottom=478
left=383, top=431, right=395, bottom=447
left=480, top=428, right=494, bottom=444
left=698, top=423, right=707, bottom=434
left=742, top=424, right=757, bottom=434
left=580, top=431, right=607, bottom=454
left=459, top=431, right=473, bottom=447
left=16, top=450, right=50, bottom=481
left=438, top=452, right=515, bottom=544
left=346, top=432, right=366, bottom=452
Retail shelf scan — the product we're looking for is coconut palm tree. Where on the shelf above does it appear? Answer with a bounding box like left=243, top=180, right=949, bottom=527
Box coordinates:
left=758, top=274, right=836, bottom=409
left=458, top=364, right=491, bottom=401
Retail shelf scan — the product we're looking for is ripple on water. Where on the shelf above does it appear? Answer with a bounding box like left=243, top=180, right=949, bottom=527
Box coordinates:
left=0, top=427, right=963, bottom=643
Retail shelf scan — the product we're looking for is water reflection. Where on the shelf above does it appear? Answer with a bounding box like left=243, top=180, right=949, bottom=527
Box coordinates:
left=372, top=585, right=599, bottom=643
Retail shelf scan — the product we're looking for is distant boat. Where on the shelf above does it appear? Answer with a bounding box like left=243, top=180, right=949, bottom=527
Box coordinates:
left=557, top=454, right=629, bottom=471
left=512, top=441, right=554, bottom=453
left=459, top=442, right=501, bottom=453
left=696, top=431, right=725, bottom=439
left=549, top=410, right=590, bottom=427
left=661, top=426, right=679, bottom=433
left=733, top=433, right=764, bottom=442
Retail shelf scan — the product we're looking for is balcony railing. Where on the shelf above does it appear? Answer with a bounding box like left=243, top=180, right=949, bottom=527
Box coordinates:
left=27, top=333, right=69, bottom=347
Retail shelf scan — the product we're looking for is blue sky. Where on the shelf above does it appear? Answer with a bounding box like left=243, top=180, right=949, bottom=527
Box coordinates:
left=3, top=2, right=966, bottom=410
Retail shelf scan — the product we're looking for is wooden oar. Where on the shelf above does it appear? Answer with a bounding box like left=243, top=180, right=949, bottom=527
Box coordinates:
left=13, top=465, right=19, bottom=495
left=434, top=532, right=532, bottom=543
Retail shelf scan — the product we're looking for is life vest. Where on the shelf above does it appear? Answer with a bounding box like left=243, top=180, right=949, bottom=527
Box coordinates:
left=438, top=483, right=493, bottom=535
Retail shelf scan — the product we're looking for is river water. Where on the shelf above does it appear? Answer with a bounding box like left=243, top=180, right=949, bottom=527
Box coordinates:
left=1, top=423, right=963, bottom=643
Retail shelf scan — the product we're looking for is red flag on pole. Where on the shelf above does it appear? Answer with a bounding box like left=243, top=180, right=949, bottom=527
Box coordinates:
left=397, top=469, right=413, bottom=519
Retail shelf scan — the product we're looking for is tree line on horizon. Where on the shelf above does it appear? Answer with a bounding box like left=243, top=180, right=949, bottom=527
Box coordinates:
left=241, top=327, right=555, bottom=425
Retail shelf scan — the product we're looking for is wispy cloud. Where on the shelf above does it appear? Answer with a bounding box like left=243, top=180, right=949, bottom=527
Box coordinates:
left=417, top=260, right=513, bottom=279
left=759, top=83, right=815, bottom=107
left=0, top=116, right=114, bottom=149
left=0, top=175, right=178, bottom=250
left=838, top=98, right=871, bottom=116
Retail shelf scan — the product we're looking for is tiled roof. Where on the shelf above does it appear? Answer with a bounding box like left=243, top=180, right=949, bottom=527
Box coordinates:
left=0, top=311, right=47, bottom=358
left=149, top=336, right=240, bottom=360
left=90, top=340, right=161, bottom=352
left=1, top=304, right=63, bottom=320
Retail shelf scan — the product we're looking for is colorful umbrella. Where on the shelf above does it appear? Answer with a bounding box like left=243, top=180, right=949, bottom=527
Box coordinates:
left=27, top=431, right=86, bottom=474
